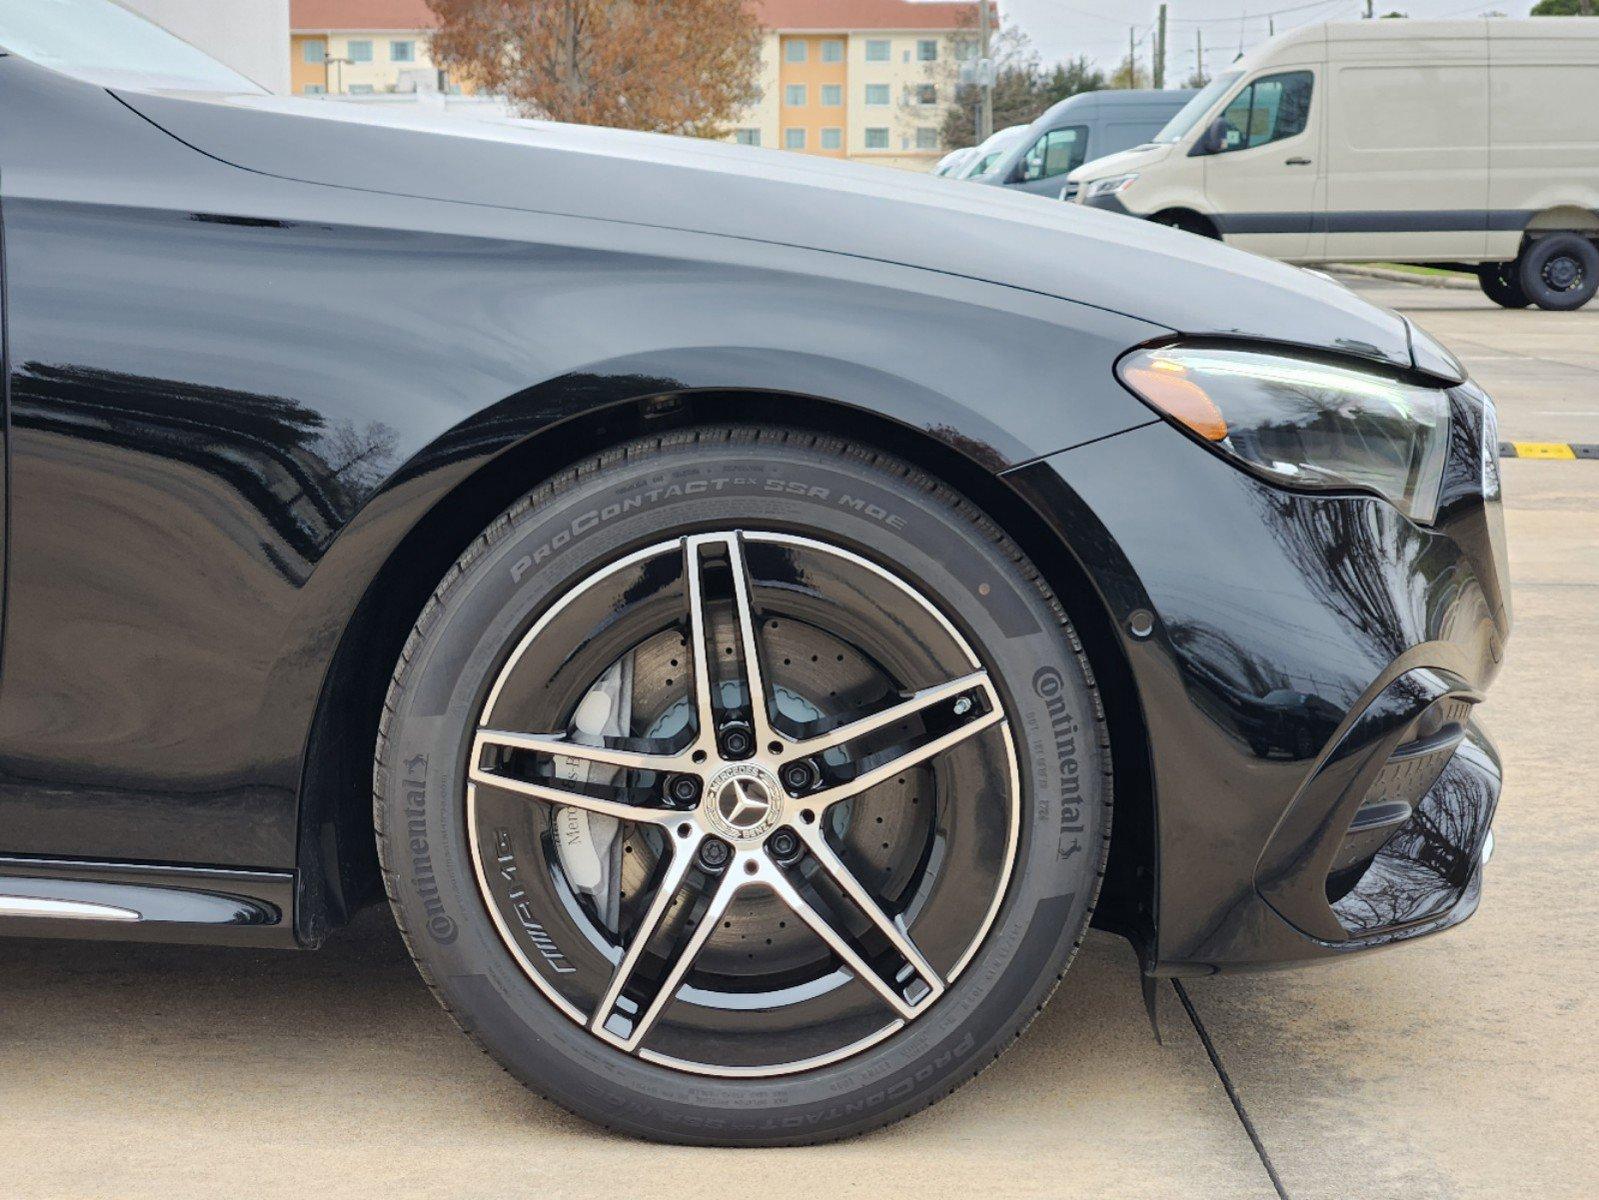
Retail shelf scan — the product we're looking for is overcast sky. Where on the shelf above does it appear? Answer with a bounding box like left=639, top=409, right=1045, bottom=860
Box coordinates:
left=995, top=0, right=1538, bottom=77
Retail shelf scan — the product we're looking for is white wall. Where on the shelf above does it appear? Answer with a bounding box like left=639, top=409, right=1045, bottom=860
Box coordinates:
left=120, top=0, right=291, bottom=94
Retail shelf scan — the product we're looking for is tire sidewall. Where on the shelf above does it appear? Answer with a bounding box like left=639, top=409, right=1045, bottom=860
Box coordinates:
left=1519, top=234, right=1599, bottom=311
left=377, top=433, right=1108, bottom=1143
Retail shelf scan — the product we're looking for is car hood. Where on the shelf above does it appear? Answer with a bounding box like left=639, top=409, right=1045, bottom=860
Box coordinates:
left=1069, top=142, right=1174, bottom=184
left=117, top=90, right=1417, bottom=371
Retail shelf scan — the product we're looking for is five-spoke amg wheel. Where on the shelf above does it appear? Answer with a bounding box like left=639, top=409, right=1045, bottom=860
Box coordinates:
left=376, top=429, right=1110, bottom=1144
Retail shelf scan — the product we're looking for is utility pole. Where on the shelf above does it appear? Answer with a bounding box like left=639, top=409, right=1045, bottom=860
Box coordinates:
left=1364, top=0, right=1374, bottom=16
left=1128, top=26, right=1136, bottom=88
left=977, top=0, right=993, bottom=142
left=1154, top=3, right=1167, bottom=89
left=1195, top=29, right=1203, bottom=85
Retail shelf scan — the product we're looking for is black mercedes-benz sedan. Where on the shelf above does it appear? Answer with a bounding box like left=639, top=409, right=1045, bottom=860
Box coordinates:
left=0, top=2, right=1508, bottom=1146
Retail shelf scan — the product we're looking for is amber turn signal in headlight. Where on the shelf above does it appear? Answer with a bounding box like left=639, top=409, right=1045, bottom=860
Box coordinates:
left=1118, top=345, right=1451, bottom=524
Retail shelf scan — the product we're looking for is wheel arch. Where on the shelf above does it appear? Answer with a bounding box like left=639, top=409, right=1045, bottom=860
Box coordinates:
left=293, top=391, right=1155, bottom=961
left=1523, top=205, right=1599, bottom=236
left=1150, top=207, right=1222, bottom=240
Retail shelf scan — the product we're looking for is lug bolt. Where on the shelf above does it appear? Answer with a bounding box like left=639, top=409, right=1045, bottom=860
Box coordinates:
left=665, top=774, right=701, bottom=806
left=719, top=721, right=753, bottom=759
left=767, top=828, right=802, bottom=864
left=698, top=839, right=731, bottom=871
left=780, top=759, right=818, bottom=794
left=952, top=697, right=973, bottom=717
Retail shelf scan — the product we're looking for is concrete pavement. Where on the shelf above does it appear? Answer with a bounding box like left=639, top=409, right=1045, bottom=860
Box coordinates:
left=1336, top=274, right=1599, bottom=447
left=0, top=275, right=1594, bottom=1199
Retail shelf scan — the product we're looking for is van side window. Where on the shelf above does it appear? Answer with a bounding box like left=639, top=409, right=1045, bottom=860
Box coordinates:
left=1218, top=71, right=1313, bottom=152
left=1018, top=125, right=1089, bottom=182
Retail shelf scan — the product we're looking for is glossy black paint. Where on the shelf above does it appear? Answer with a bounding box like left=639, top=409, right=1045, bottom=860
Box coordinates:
left=0, top=55, right=1506, bottom=970
left=0, top=857, right=294, bottom=946
left=1004, top=380, right=1507, bottom=972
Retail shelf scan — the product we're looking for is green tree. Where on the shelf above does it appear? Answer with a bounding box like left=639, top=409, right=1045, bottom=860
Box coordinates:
left=936, top=23, right=1062, bottom=149
left=1110, top=54, right=1151, bottom=89
left=1041, top=55, right=1108, bottom=107
left=1530, top=0, right=1595, bottom=13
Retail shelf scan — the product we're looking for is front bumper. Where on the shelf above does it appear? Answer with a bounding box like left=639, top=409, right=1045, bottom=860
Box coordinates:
left=1006, top=381, right=1509, bottom=973
left=1080, top=191, right=1134, bottom=217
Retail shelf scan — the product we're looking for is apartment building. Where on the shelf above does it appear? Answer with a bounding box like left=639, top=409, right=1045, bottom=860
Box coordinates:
left=289, top=0, right=467, bottom=96
left=283, top=0, right=980, bottom=168
left=739, top=0, right=987, bottom=170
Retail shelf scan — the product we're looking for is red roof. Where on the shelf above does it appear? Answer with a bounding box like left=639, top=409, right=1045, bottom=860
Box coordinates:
left=290, top=0, right=437, bottom=31
left=756, top=0, right=990, bottom=31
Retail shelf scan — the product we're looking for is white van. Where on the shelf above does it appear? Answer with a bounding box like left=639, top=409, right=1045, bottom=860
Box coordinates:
left=1067, top=19, right=1599, bottom=310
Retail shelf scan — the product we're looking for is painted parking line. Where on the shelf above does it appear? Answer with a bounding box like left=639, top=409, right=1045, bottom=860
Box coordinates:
left=1499, top=441, right=1599, bottom=460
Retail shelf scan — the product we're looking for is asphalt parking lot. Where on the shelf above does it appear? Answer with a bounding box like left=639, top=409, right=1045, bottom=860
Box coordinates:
left=1, top=275, right=1594, bottom=1200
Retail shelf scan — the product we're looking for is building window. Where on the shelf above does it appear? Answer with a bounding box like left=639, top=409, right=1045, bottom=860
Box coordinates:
left=864, top=127, right=889, bottom=149
left=302, top=39, right=326, bottom=64
left=348, top=83, right=375, bottom=94
left=784, top=39, right=807, bottom=63
left=865, top=83, right=890, bottom=106
left=302, top=83, right=326, bottom=95
left=821, top=84, right=842, bottom=107
left=785, top=84, right=807, bottom=107
left=821, top=128, right=843, bottom=150
left=821, top=39, right=844, bottom=62
left=390, top=40, right=415, bottom=62
left=735, top=128, right=761, bottom=146
left=346, top=40, right=373, bottom=63
left=916, top=127, right=940, bottom=151
left=955, top=40, right=978, bottom=61
left=915, top=84, right=937, bottom=106
left=864, top=39, right=890, bottom=62
left=917, top=39, right=938, bottom=62
left=785, top=128, right=807, bottom=150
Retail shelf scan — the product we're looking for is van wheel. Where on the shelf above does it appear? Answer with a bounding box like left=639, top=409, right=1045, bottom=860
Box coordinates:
left=1517, top=234, right=1599, bottom=311
left=1477, top=263, right=1529, bottom=309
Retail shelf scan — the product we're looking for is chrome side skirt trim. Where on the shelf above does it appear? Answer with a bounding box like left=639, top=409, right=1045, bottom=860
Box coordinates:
left=0, top=894, right=141, bottom=921
left=0, top=858, right=298, bottom=947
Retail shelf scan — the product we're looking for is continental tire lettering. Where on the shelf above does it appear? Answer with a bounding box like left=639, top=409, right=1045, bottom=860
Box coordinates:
left=404, top=755, right=457, bottom=944
left=1032, top=666, right=1085, bottom=861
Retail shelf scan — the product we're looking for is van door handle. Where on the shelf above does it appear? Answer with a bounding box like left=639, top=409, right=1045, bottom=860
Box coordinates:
left=1285, top=157, right=1312, bottom=166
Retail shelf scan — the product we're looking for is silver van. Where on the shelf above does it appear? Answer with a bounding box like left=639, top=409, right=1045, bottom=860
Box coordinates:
left=974, top=89, right=1197, bottom=199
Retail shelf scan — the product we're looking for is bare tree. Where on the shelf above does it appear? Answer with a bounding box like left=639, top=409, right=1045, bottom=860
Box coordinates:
left=426, top=0, right=764, bottom=136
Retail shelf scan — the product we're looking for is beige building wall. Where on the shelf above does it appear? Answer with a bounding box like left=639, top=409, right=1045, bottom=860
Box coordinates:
left=291, top=30, right=458, bottom=96
left=728, top=28, right=971, bottom=170
left=731, top=34, right=784, bottom=149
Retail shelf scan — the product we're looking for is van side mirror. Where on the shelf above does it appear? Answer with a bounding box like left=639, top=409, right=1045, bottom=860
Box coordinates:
left=1199, top=117, right=1229, bottom=156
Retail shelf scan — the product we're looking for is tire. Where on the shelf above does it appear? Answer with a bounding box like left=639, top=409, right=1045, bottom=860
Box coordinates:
left=1516, top=233, right=1599, bottom=311
left=1153, top=211, right=1220, bottom=240
left=1477, top=263, right=1530, bottom=309
left=374, top=428, right=1112, bottom=1145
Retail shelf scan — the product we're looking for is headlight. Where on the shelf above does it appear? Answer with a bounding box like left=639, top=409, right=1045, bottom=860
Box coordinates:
left=1118, top=345, right=1451, bottom=524
left=1084, top=173, right=1138, bottom=200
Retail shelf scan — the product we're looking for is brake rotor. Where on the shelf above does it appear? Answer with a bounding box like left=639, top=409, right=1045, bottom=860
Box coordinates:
left=592, top=614, right=934, bottom=980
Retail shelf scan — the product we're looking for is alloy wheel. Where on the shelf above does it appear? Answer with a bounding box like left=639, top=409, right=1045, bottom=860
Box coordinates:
left=466, top=531, right=1020, bottom=1076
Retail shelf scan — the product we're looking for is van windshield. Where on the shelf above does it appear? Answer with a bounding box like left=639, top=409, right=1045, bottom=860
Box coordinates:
left=0, top=0, right=263, bottom=93
left=1151, top=72, right=1241, bottom=144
